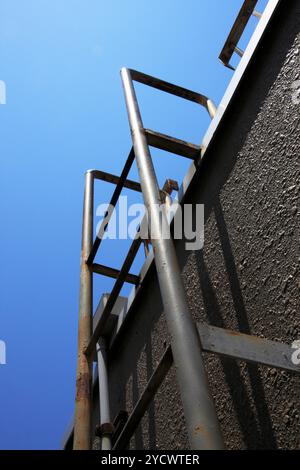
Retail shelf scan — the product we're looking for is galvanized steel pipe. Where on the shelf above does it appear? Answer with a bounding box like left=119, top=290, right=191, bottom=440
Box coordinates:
left=120, top=67, right=224, bottom=450
left=97, top=337, right=112, bottom=450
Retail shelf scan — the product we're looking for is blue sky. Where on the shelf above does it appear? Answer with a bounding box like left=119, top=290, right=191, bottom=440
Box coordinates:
left=0, top=0, right=268, bottom=450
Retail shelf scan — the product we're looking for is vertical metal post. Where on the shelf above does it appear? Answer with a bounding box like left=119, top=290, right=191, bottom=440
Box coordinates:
left=73, top=170, right=94, bottom=450
left=96, top=337, right=112, bottom=450
left=121, top=67, right=224, bottom=450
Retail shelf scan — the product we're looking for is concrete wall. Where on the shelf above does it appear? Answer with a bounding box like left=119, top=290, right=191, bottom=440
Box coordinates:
left=102, top=1, right=300, bottom=450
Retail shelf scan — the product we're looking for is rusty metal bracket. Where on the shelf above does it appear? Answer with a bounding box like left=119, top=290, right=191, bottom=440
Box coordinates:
left=95, top=422, right=115, bottom=438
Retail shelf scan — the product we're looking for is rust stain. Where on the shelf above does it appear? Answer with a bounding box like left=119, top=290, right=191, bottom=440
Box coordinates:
left=227, top=330, right=264, bottom=342
left=76, top=373, right=91, bottom=401
left=227, top=330, right=241, bottom=337
left=194, top=425, right=209, bottom=437
left=247, top=334, right=265, bottom=343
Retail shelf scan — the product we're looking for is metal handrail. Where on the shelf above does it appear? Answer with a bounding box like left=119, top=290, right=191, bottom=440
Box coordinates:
left=130, top=68, right=217, bottom=119
left=219, top=0, right=262, bottom=70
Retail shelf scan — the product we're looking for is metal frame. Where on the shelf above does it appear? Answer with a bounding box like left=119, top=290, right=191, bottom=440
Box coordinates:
left=73, top=69, right=220, bottom=450
left=219, top=0, right=262, bottom=70
left=129, top=69, right=217, bottom=119
left=73, top=54, right=299, bottom=450
left=120, top=67, right=223, bottom=450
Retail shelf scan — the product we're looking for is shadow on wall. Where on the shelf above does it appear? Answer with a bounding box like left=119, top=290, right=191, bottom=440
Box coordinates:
left=195, top=199, right=277, bottom=449
left=131, top=337, right=157, bottom=449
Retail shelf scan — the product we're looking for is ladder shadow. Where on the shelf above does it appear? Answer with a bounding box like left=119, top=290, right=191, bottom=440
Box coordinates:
left=194, top=199, right=277, bottom=449
left=131, top=336, right=157, bottom=449
left=145, top=336, right=157, bottom=449
left=131, top=367, right=144, bottom=449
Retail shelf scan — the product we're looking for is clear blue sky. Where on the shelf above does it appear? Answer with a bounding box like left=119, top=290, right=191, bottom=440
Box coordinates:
left=0, top=0, right=268, bottom=450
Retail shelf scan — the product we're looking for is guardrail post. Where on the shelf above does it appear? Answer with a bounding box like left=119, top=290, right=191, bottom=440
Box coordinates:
left=73, top=170, right=94, bottom=450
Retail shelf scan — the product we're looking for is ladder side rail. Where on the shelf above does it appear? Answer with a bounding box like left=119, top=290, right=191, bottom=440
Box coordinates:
left=120, top=67, right=224, bottom=450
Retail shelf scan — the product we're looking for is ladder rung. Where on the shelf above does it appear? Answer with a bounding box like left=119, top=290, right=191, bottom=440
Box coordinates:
left=92, top=169, right=141, bottom=192
left=130, top=69, right=209, bottom=107
left=92, top=263, right=140, bottom=285
left=113, top=323, right=300, bottom=449
left=145, top=129, right=200, bottom=160
left=198, top=323, right=300, bottom=372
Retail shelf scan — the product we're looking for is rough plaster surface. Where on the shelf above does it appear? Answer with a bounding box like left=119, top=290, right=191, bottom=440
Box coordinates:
left=103, top=2, right=300, bottom=450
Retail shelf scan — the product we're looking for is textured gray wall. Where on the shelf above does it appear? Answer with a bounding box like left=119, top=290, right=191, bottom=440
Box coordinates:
left=107, top=1, right=300, bottom=450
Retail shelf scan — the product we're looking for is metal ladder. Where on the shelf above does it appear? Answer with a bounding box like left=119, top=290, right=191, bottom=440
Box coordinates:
left=73, top=67, right=299, bottom=451
left=72, top=1, right=299, bottom=451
